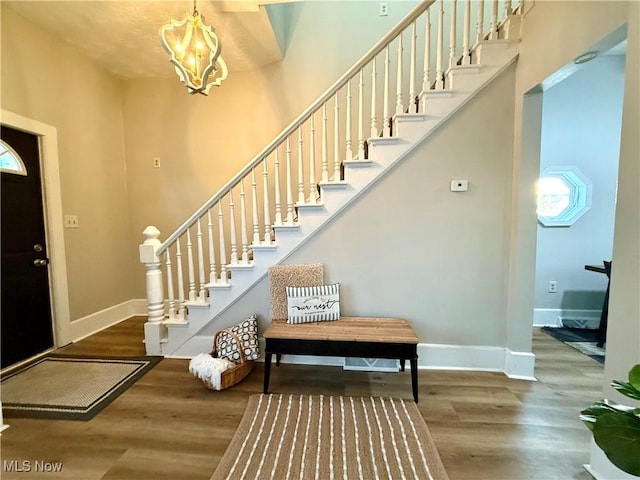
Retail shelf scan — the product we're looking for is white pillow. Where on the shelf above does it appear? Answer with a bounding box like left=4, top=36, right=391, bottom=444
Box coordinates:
left=286, top=283, right=340, bottom=324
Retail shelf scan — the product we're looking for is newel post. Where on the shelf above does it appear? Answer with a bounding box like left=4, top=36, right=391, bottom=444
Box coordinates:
left=139, top=226, right=165, bottom=355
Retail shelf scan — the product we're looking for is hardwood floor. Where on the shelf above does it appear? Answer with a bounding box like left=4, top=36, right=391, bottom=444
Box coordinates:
left=1, top=317, right=604, bottom=479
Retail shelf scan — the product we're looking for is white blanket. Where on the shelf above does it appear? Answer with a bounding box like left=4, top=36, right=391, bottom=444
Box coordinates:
left=189, top=353, right=234, bottom=391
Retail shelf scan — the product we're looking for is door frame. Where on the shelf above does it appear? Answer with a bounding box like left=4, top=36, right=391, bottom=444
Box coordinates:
left=1, top=109, right=71, bottom=347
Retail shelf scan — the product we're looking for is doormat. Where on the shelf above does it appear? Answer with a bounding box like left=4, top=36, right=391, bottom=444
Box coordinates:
left=211, top=394, right=449, bottom=480
left=1, top=354, right=162, bottom=420
left=541, top=327, right=605, bottom=364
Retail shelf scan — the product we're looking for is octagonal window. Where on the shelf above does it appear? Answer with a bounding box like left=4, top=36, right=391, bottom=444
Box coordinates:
left=537, top=166, right=592, bottom=227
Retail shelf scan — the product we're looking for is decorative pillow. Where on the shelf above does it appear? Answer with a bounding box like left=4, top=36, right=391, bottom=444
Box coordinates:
left=269, top=263, right=324, bottom=320
left=215, top=315, right=259, bottom=363
left=286, top=284, right=340, bottom=324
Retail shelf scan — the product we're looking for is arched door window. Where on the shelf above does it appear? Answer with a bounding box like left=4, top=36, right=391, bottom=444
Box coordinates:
left=537, top=166, right=592, bottom=227
left=0, top=139, right=27, bottom=176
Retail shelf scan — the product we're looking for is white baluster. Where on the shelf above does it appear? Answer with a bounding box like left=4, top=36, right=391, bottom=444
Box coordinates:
left=370, top=58, right=378, bottom=138
left=308, top=116, right=317, bottom=204
left=285, top=138, right=294, bottom=223
left=505, top=0, right=513, bottom=16
left=422, top=8, right=432, bottom=96
left=297, top=127, right=305, bottom=204
left=383, top=45, right=391, bottom=136
left=229, top=190, right=238, bottom=264
left=435, top=0, right=444, bottom=89
left=357, top=70, right=365, bottom=159
left=333, top=94, right=341, bottom=181
left=165, top=248, right=176, bottom=320
left=345, top=80, right=353, bottom=161
left=262, top=158, right=272, bottom=244
left=490, top=0, right=499, bottom=40
left=462, top=0, right=471, bottom=65
left=207, top=209, right=216, bottom=283
left=239, top=180, right=249, bottom=264
left=409, top=21, right=417, bottom=113
left=476, top=0, right=485, bottom=45
left=186, top=229, right=196, bottom=302
left=448, top=0, right=458, bottom=71
left=396, top=33, right=404, bottom=114
left=217, top=203, right=228, bottom=283
left=196, top=218, right=206, bottom=301
left=274, top=149, right=282, bottom=225
left=251, top=168, right=260, bottom=245
left=175, top=237, right=186, bottom=318
left=321, top=104, right=329, bottom=182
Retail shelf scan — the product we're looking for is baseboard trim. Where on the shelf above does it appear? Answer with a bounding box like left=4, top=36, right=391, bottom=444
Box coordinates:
left=70, top=299, right=147, bottom=342
left=504, top=349, right=537, bottom=380
left=174, top=337, right=536, bottom=378
left=585, top=439, right=637, bottom=479
left=533, top=308, right=601, bottom=328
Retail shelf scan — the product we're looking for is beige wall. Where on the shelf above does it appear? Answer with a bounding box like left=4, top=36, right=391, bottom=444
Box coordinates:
left=123, top=1, right=421, bottom=295
left=605, top=1, right=639, bottom=388
left=1, top=6, right=134, bottom=321
left=0, top=1, right=418, bottom=326
left=205, top=64, right=517, bottom=347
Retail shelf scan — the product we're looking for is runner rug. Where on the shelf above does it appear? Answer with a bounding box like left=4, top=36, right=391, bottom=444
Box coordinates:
left=211, top=394, right=449, bottom=480
left=1, top=354, right=162, bottom=420
left=541, top=326, right=605, bottom=364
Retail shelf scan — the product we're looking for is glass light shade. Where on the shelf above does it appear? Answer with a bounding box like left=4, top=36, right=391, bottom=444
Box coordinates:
left=160, top=11, right=228, bottom=95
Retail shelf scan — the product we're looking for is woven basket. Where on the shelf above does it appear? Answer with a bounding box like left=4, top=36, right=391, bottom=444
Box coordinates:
left=204, top=329, right=255, bottom=391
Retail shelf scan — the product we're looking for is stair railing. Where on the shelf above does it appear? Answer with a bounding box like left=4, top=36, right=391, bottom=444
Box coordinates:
left=140, top=0, right=522, bottom=353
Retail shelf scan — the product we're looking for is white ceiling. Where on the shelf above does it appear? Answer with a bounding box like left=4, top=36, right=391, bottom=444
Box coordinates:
left=3, top=1, right=290, bottom=79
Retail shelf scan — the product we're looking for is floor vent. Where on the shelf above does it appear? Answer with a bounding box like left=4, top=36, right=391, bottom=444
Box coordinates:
left=343, top=358, right=400, bottom=372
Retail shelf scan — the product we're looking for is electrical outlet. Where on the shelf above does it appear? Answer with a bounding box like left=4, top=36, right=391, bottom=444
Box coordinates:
left=548, top=280, right=557, bottom=293
left=379, top=2, right=388, bottom=16
left=153, top=157, right=161, bottom=168
left=64, top=215, right=79, bottom=229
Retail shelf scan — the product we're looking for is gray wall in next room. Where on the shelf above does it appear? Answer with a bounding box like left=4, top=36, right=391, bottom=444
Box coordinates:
left=534, top=54, right=625, bottom=319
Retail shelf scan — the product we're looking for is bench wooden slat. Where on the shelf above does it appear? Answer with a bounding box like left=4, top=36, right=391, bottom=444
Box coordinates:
left=264, top=316, right=418, bottom=344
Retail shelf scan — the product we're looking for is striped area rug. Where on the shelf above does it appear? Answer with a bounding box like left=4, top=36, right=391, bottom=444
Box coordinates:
left=211, top=394, right=449, bottom=480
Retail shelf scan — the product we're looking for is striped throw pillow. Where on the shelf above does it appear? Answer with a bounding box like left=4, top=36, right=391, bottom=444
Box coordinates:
left=286, top=284, right=340, bottom=324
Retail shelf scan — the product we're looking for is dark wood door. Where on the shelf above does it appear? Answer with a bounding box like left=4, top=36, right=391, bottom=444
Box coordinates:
left=1, top=125, right=54, bottom=369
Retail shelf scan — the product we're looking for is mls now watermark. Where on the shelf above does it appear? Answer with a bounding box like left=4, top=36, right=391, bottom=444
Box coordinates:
left=3, top=460, right=63, bottom=473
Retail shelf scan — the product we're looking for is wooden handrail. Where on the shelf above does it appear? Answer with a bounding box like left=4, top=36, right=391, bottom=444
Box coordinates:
left=157, top=0, right=435, bottom=255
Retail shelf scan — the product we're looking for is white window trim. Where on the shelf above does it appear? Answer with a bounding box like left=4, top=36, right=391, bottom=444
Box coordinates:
left=537, top=166, right=592, bottom=227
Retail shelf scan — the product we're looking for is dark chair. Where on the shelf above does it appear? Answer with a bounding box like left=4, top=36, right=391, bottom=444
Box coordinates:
left=596, top=260, right=612, bottom=348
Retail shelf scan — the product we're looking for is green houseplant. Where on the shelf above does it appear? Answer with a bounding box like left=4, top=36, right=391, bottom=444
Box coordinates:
left=580, top=364, right=640, bottom=477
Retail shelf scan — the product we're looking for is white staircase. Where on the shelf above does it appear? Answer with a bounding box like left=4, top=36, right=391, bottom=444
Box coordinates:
left=140, top=1, right=522, bottom=357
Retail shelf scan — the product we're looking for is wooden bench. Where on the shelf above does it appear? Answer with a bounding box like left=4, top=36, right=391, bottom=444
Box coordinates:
left=263, top=316, right=420, bottom=402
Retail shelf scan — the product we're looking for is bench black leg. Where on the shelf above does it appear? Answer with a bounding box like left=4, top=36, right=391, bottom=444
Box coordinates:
left=400, top=359, right=406, bottom=372
left=410, top=358, right=418, bottom=403
left=276, top=353, right=282, bottom=366
left=264, top=352, right=272, bottom=394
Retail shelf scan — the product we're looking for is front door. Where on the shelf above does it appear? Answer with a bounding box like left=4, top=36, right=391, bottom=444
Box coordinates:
left=1, top=125, right=54, bottom=369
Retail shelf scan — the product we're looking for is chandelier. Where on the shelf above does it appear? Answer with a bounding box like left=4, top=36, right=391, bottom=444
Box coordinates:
left=160, top=0, right=228, bottom=95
